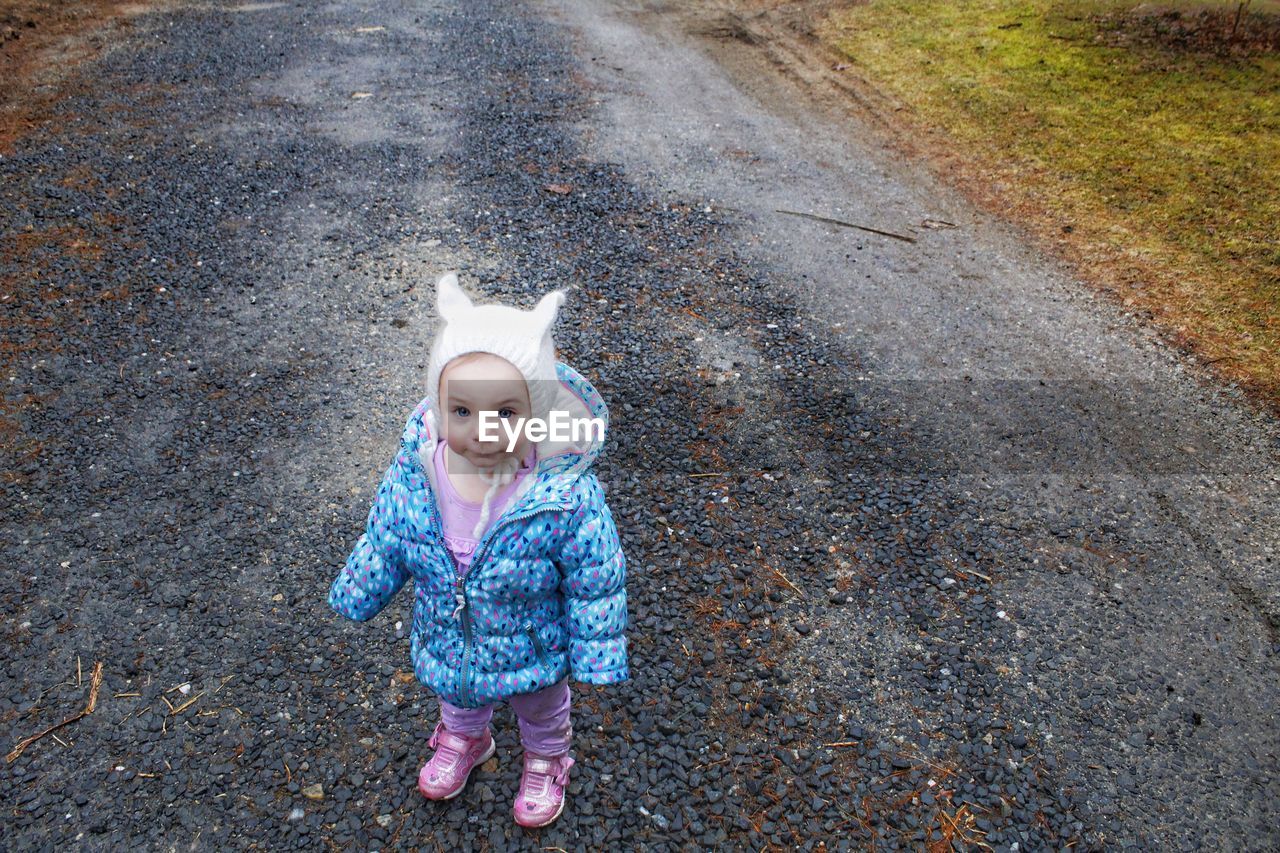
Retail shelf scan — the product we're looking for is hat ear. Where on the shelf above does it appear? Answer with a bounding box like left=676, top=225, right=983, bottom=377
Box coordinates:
left=531, top=289, right=565, bottom=335
left=437, top=272, right=472, bottom=322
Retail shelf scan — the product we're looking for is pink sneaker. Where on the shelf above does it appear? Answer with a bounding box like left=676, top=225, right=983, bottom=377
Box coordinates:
left=514, top=752, right=574, bottom=828
left=417, top=722, right=495, bottom=801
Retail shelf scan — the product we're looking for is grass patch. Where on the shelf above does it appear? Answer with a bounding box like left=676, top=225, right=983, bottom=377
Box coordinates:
left=821, top=0, right=1279, bottom=409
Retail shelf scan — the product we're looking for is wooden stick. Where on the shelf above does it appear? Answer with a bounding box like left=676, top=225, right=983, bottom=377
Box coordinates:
left=776, top=208, right=917, bottom=243
left=169, top=692, right=204, bottom=716
left=771, top=567, right=804, bottom=596
left=7, top=662, right=103, bottom=762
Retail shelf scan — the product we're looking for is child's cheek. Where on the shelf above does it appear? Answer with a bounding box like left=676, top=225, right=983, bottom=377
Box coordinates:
left=440, top=418, right=465, bottom=454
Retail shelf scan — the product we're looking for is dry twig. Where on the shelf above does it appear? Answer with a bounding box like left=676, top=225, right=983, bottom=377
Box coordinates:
left=169, top=691, right=204, bottom=716
left=7, top=661, right=104, bottom=762
left=776, top=208, right=917, bottom=243
left=771, top=567, right=804, bottom=596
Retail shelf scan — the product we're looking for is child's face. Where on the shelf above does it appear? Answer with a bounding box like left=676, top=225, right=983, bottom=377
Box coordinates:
left=439, top=353, right=532, bottom=470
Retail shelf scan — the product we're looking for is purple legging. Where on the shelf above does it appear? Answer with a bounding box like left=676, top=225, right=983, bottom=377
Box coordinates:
left=438, top=678, right=572, bottom=757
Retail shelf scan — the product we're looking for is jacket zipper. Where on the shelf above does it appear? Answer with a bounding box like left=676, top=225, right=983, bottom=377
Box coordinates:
left=457, top=504, right=565, bottom=704
left=401, top=438, right=568, bottom=706
left=526, top=624, right=548, bottom=667
left=401, top=440, right=466, bottom=698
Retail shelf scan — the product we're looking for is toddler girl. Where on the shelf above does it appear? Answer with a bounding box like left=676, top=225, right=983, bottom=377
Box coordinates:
left=329, top=273, right=628, bottom=827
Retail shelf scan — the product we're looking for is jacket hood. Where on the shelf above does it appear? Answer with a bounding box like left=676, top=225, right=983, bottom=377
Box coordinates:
left=402, top=362, right=610, bottom=509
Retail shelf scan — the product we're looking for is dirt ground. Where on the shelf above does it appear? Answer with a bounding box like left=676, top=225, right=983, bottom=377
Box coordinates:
left=3, top=0, right=1277, bottom=416
left=0, top=0, right=137, bottom=60
left=0, top=0, right=147, bottom=152
left=675, top=0, right=1280, bottom=415
left=3, top=0, right=1278, bottom=847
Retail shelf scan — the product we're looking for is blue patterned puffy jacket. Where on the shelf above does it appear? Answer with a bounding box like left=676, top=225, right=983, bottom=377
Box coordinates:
left=329, top=363, right=628, bottom=708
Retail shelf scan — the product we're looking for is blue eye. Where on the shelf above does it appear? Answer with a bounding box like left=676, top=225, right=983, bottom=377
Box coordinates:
left=453, top=406, right=470, bottom=418
left=498, top=408, right=515, bottom=419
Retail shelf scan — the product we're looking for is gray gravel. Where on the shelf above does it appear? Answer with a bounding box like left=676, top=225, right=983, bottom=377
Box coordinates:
left=1, top=0, right=1277, bottom=850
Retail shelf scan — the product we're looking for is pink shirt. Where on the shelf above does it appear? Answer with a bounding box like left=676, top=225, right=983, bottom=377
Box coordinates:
left=432, top=441, right=535, bottom=576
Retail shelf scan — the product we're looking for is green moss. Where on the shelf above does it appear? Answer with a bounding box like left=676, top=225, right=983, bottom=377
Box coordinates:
left=824, top=0, right=1279, bottom=393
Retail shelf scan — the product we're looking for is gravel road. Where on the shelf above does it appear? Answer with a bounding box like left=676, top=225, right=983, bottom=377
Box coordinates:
left=2, top=0, right=1277, bottom=850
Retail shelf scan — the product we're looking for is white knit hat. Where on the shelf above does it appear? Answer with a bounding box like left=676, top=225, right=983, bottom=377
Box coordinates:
left=427, top=271, right=565, bottom=426
left=427, top=273, right=565, bottom=541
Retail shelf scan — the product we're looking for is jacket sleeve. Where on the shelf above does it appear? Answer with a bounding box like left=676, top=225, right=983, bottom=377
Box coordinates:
left=328, top=455, right=412, bottom=622
left=557, top=474, right=628, bottom=685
